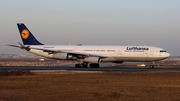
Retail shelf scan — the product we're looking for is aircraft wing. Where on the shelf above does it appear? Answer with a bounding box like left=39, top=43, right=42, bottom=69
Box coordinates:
left=27, top=46, right=108, bottom=58
left=65, top=51, right=108, bottom=58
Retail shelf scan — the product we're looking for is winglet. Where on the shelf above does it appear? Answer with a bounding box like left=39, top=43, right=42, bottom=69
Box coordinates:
left=17, top=23, right=43, bottom=45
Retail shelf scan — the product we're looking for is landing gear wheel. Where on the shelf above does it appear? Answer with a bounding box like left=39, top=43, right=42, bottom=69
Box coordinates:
left=89, top=63, right=100, bottom=68
left=95, top=64, right=100, bottom=68
left=83, top=63, right=88, bottom=68
left=75, top=63, right=88, bottom=68
left=75, top=64, right=80, bottom=68
left=150, top=65, right=154, bottom=69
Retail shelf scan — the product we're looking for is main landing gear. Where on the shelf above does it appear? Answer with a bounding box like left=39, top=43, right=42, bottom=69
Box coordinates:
left=75, top=63, right=88, bottom=68
left=75, top=63, right=100, bottom=68
left=89, top=63, right=99, bottom=68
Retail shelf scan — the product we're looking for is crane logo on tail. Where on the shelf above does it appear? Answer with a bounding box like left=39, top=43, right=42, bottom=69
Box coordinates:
left=21, top=29, right=29, bottom=39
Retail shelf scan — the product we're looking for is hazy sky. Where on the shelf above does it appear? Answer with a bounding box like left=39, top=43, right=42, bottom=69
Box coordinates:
left=0, top=0, right=180, bottom=56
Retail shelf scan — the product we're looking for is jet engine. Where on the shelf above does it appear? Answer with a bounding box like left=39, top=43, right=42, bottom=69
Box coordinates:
left=52, top=53, right=69, bottom=59
left=84, top=57, right=101, bottom=63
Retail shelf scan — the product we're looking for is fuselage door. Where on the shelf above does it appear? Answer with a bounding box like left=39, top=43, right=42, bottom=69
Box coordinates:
left=118, top=48, right=122, bottom=55
left=143, top=50, right=148, bottom=57
left=74, top=47, right=77, bottom=52
left=148, top=48, right=154, bottom=57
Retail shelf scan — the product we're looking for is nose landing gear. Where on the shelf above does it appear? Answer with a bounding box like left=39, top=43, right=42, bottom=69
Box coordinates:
left=150, top=65, right=154, bottom=69
left=150, top=61, right=155, bottom=69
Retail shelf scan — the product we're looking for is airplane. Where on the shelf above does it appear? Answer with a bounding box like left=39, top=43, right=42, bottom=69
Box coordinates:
left=8, top=23, right=170, bottom=69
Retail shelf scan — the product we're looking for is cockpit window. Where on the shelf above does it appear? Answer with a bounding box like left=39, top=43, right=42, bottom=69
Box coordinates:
left=160, top=50, right=167, bottom=52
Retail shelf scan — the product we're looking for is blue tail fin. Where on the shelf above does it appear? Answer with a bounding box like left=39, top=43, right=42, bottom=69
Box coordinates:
left=17, top=23, right=43, bottom=45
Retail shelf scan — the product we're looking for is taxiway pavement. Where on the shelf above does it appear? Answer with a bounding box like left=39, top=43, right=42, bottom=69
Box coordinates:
left=0, top=63, right=180, bottom=73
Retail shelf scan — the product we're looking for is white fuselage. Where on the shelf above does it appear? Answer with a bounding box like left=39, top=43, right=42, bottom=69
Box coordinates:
left=27, top=45, right=170, bottom=62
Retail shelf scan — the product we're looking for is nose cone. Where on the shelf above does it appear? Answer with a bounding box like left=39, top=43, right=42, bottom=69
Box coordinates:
left=165, top=52, right=171, bottom=58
